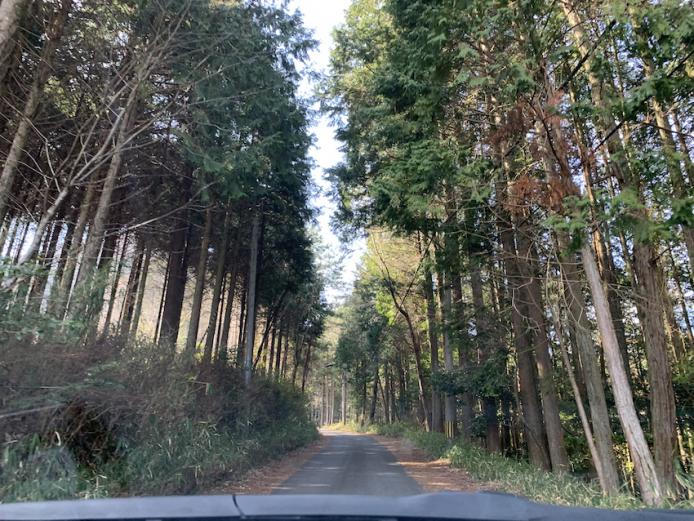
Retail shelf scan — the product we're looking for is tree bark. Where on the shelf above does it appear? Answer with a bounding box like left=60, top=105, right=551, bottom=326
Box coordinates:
left=202, top=210, right=231, bottom=365
left=497, top=187, right=550, bottom=470
left=71, top=86, right=138, bottom=303
left=369, top=367, right=378, bottom=423
left=267, top=326, right=276, bottom=376
left=236, top=282, right=247, bottom=365
left=101, top=232, right=128, bottom=335
left=632, top=242, right=678, bottom=490
left=515, top=223, right=569, bottom=472
left=130, top=243, right=150, bottom=338
left=549, top=298, right=607, bottom=490
left=439, top=269, right=457, bottom=437
left=582, top=242, right=663, bottom=505
left=275, top=324, right=284, bottom=380
left=280, top=326, right=289, bottom=378
left=118, top=237, right=144, bottom=336
left=560, top=3, right=675, bottom=494
left=423, top=261, right=442, bottom=433
left=0, top=0, right=70, bottom=222
left=0, top=0, right=29, bottom=83
left=385, top=278, right=430, bottom=430
left=54, top=181, right=96, bottom=317
left=558, top=239, right=620, bottom=493
left=341, top=371, right=347, bottom=424
left=470, top=261, right=500, bottom=452
left=452, top=273, right=474, bottom=440
left=243, top=212, right=261, bottom=386
left=185, top=207, right=213, bottom=356
left=159, top=219, right=190, bottom=348
left=218, top=258, right=239, bottom=360
left=301, top=343, right=311, bottom=393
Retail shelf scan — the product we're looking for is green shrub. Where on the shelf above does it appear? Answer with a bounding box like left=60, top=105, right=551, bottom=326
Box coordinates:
left=1, top=337, right=317, bottom=502
left=375, top=428, right=694, bottom=509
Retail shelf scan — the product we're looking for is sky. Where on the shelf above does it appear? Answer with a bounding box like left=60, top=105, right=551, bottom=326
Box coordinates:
left=290, top=0, right=365, bottom=303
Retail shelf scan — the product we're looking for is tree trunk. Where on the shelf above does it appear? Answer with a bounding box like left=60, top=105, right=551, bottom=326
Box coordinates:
left=515, top=223, right=569, bottom=472
left=423, top=261, right=442, bottom=433
left=55, top=182, right=96, bottom=317
left=236, top=282, right=247, bottom=365
left=560, top=2, right=675, bottom=494
left=130, top=243, right=150, bottom=337
left=0, top=0, right=71, bottom=222
left=452, top=274, right=474, bottom=440
left=218, top=259, right=239, bottom=360
left=243, top=212, right=261, bottom=386
left=185, top=207, right=213, bottom=356
left=159, top=219, right=190, bottom=348
left=213, top=276, right=226, bottom=360
left=202, top=210, right=231, bottom=365
left=72, top=84, right=138, bottom=303
left=0, top=0, right=29, bottom=83
left=153, top=255, right=169, bottom=343
left=101, top=232, right=128, bottom=335
left=280, top=326, right=289, bottom=378
left=118, top=237, right=144, bottom=336
left=558, top=238, right=620, bottom=493
left=581, top=242, right=663, bottom=505
left=369, top=367, right=378, bottom=423
left=470, top=261, right=500, bottom=452
left=497, top=192, right=550, bottom=470
left=51, top=209, right=76, bottom=292
left=267, top=326, right=276, bottom=376
left=341, top=371, right=347, bottom=424
left=549, top=298, right=607, bottom=491
left=274, top=322, right=283, bottom=379
left=632, top=242, right=678, bottom=490
left=103, top=232, right=128, bottom=335
left=0, top=216, right=18, bottom=256
left=291, top=336, right=301, bottom=385
left=301, top=343, right=311, bottom=393
left=439, top=270, right=457, bottom=437
left=28, top=220, right=60, bottom=309
left=385, top=279, right=430, bottom=431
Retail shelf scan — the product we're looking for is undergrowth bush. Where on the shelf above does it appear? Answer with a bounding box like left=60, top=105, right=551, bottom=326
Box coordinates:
left=344, top=423, right=693, bottom=509
left=0, top=335, right=317, bottom=502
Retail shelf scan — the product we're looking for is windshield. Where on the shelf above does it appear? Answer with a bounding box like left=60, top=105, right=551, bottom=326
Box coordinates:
left=0, top=0, right=692, bottom=517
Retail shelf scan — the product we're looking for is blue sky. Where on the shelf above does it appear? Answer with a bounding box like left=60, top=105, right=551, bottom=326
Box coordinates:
left=291, top=0, right=364, bottom=303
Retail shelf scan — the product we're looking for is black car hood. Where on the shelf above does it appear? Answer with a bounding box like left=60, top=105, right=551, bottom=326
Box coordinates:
left=0, top=492, right=689, bottom=521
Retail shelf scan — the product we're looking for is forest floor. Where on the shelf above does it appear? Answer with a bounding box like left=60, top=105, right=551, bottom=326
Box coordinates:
left=209, top=429, right=486, bottom=495
left=372, top=434, right=487, bottom=493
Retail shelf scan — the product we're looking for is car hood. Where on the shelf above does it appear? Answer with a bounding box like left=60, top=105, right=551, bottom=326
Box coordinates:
left=0, top=492, right=689, bottom=521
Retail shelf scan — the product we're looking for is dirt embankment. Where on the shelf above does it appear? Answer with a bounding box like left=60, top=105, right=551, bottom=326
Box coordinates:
left=372, top=434, right=486, bottom=492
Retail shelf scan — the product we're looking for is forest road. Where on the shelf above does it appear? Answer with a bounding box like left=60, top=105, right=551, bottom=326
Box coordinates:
left=273, top=430, right=422, bottom=495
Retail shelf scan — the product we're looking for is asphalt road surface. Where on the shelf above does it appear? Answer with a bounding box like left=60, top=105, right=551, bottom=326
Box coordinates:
left=275, top=431, right=422, bottom=495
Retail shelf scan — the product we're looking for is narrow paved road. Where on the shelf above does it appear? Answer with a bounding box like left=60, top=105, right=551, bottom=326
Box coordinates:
left=274, top=430, right=422, bottom=495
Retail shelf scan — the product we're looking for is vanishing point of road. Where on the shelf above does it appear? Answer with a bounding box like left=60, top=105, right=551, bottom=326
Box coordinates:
left=274, top=430, right=422, bottom=495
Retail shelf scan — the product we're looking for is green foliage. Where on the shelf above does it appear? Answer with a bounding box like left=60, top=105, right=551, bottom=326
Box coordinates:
left=374, top=427, right=691, bottom=509
left=0, top=337, right=317, bottom=502
left=1, top=438, right=83, bottom=502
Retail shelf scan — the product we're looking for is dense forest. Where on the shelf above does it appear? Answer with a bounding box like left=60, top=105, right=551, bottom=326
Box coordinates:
left=321, top=0, right=694, bottom=508
left=1, top=0, right=693, bottom=510
left=0, top=0, right=327, bottom=500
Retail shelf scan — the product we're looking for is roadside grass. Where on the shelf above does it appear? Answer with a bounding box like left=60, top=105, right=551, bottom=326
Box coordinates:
left=1, top=338, right=317, bottom=503
left=332, top=422, right=693, bottom=510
